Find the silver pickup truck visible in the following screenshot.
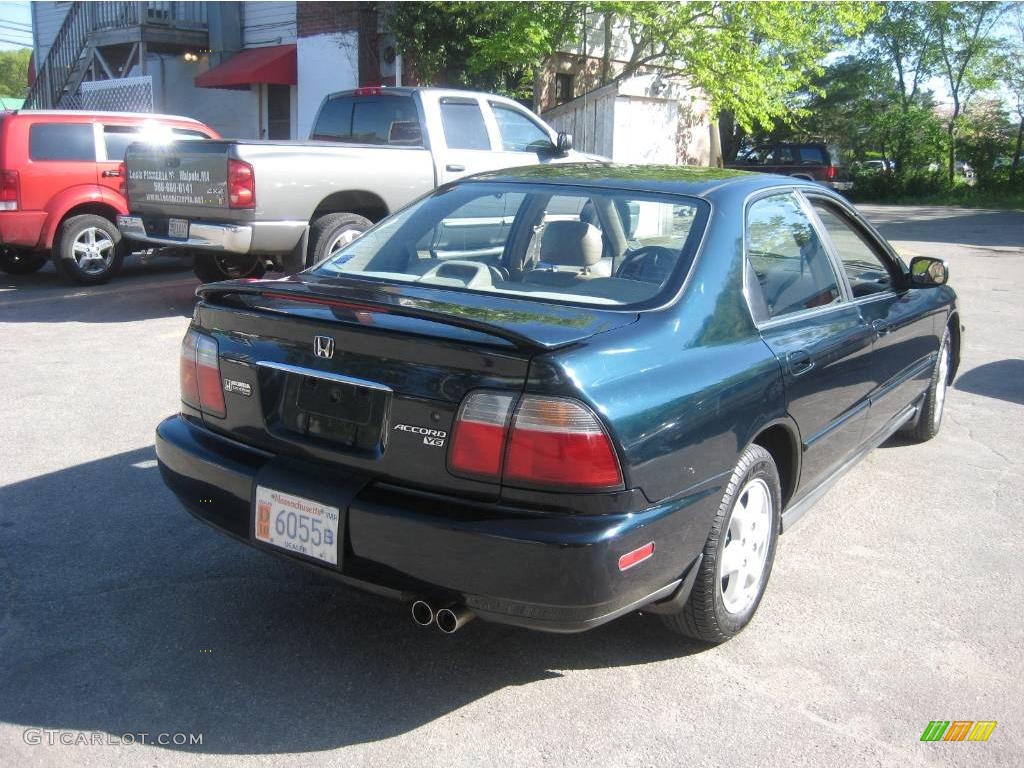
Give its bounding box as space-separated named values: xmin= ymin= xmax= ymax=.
xmin=118 ymin=86 xmax=586 ymax=282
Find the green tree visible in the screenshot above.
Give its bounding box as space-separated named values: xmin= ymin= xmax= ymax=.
xmin=0 ymin=48 xmax=31 ymax=99
xmin=1004 ymin=5 xmax=1024 ymax=180
xmin=930 ymin=1 xmax=1006 ymax=183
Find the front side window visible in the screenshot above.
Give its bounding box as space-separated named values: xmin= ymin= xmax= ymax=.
xmin=29 ymin=123 xmax=95 ymax=162
xmin=746 ymin=193 xmax=841 ymax=319
xmin=811 ymin=200 xmax=894 ymax=297
xmin=491 ymin=104 xmax=552 ymax=152
xmin=440 ymin=99 xmax=491 ymax=151
xmin=312 ymin=183 xmax=708 ymax=308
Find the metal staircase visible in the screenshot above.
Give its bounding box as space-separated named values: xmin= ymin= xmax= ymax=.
xmin=25 ymin=2 xmax=208 ymax=110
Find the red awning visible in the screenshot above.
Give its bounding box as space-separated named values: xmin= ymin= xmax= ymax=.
xmin=195 ymin=44 xmax=296 ymax=89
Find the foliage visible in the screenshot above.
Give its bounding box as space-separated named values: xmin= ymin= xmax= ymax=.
xmin=0 ymin=48 xmax=31 ymax=99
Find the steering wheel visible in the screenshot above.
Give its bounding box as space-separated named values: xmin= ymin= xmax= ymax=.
xmin=615 ymin=245 xmax=678 ymax=283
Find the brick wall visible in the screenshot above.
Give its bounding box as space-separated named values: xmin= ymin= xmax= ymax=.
xmin=297 ymin=1 xmax=380 ymax=85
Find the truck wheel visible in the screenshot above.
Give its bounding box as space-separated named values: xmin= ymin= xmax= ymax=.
xmin=192 ymin=252 xmax=266 ymax=283
xmin=307 ymin=212 xmax=373 ymax=266
xmin=661 ymin=444 xmax=781 ymax=644
xmin=0 ymin=249 xmax=47 ymax=275
xmin=52 ymin=215 xmax=126 ymax=286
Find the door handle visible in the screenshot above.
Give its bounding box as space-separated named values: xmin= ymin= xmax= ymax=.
xmin=445 ymin=164 xmax=465 ymax=172
xmin=871 ymin=319 xmax=890 ymax=336
xmin=788 ymin=350 xmax=814 ymax=376
xmin=101 ymin=169 xmax=121 ymax=177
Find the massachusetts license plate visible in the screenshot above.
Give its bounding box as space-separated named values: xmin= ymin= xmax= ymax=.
xmin=254 ymin=486 xmax=340 ymax=565
xmin=168 ymin=217 xmax=189 ymax=239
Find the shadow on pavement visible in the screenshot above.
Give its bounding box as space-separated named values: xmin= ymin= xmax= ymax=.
xmin=859 ymin=206 xmax=1024 ymax=250
xmin=0 ymin=448 xmax=704 ymax=754
xmin=954 ymin=360 xmax=1024 ymax=406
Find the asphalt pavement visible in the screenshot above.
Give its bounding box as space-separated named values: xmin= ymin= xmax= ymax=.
xmin=1 ymin=206 xmax=1022 ymax=767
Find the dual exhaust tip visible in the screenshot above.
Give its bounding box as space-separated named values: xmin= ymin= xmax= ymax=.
xmin=411 ymin=600 xmax=474 ymax=634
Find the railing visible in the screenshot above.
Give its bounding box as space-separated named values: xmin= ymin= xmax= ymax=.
xmin=25 ymin=2 xmax=208 ymax=108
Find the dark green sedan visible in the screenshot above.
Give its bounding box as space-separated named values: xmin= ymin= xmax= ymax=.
xmin=156 ymin=164 xmax=961 ymax=643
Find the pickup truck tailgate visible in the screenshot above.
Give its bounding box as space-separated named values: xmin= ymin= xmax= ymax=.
xmin=125 ymin=141 xmax=231 ymax=216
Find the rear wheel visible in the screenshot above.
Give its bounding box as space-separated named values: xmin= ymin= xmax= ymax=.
xmin=192 ymin=252 xmax=266 ymax=283
xmin=306 ymin=212 xmax=373 ymax=267
xmin=0 ymin=249 xmax=47 ymax=275
xmin=901 ymin=326 xmax=951 ymax=442
xmin=52 ymin=214 xmax=126 ymax=285
xmin=662 ymin=444 xmax=781 ymax=643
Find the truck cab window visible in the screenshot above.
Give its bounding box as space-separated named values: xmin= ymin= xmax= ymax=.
xmin=490 ymin=104 xmax=552 ymax=153
xmin=440 ymin=99 xmax=491 ymax=151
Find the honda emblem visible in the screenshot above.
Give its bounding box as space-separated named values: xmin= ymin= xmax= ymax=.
xmin=313 ymin=335 xmax=335 ymax=359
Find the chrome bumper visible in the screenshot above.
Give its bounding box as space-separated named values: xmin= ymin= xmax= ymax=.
xmin=827 ymin=181 xmax=854 ymax=191
xmin=117 ymin=215 xmax=253 ymax=254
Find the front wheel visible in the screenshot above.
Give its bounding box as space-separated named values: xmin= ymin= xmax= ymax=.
xmin=192 ymin=252 xmax=266 ymax=283
xmin=0 ymin=249 xmax=47 ymax=275
xmin=52 ymin=214 xmax=126 ymax=285
xmin=900 ymin=326 xmax=951 ymax=442
xmin=662 ymin=443 xmax=781 ymax=643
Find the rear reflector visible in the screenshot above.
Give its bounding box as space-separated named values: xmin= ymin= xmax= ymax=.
xmin=180 ymin=329 xmax=225 ymax=418
xmin=504 ymin=396 xmax=622 ymax=490
xmin=618 ymin=542 xmax=655 ymax=571
xmin=449 ymin=392 xmax=515 ymax=479
xmin=0 ymin=170 xmax=19 ymax=211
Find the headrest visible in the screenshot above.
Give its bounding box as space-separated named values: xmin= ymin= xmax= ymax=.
xmin=539 ymin=221 xmax=602 ymax=268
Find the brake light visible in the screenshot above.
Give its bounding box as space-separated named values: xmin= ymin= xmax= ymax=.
xmin=448 ymin=392 xmax=623 ymax=490
xmin=180 ymin=329 xmax=225 ymax=417
xmin=354 ymin=86 xmax=382 ymax=96
xmin=449 ymin=392 xmax=515 ymax=478
xmin=228 ymin=159 xmax=255 ymax=208
xmin=0 ymin=170 xmax=18 ymax=211
xmin=826 ymin=165 xmax=837 ymax=181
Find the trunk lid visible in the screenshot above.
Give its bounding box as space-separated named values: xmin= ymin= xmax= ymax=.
xmin=193 ymin=276 xmax=637 ymax=499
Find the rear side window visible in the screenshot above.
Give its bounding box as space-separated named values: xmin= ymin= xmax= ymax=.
xmin=746 ymin=193 xmax=841 ymax=320
xmin=311 ymin=95 xmax=422 ymax=146
xmin=797 ymin=146 xmax=827 ymax=164
xmin=29 ymin=123 xmax=95 ymax=162
xmin=440 ymin=99 xmax=490 ymax=151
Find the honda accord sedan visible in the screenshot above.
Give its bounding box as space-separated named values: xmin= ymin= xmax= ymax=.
xmin=155 ymin=165 xmax=961 ymax=643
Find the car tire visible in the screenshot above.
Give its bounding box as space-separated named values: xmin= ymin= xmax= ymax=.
xmin=306 ymin=212 xmax=373 ymax=266
xmin=662 ymin=443 xmax=781 ymax=643
xmin=0 ymin=249 xmax=47 ymax=275
xmin=192 ymin=252 xmax=267 ymax=283
xmin=900 ymin=326 xmax=951 ymax=442
xmin=52 ymin=214 xmax=126 ymax=286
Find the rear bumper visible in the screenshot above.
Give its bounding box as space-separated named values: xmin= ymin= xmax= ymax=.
xmin=155 ymin=414 xmax=708 ymax=632
xmin=118 ymin=215 xmax=253 ymax=253
xmin=826 ymin=180 xmax=853 ymax=191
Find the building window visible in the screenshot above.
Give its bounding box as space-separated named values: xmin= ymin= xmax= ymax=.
xmin=554 ymin=73 xmax=574 ymax=105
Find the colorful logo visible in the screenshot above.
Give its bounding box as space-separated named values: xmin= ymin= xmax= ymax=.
xmin=920 ymin=721 xmax=997 ymax=742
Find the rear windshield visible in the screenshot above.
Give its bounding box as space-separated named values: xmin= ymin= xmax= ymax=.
xmin=312 ymin=183 xmax=708 ymax=308
xmin=311 ymin=94 xmax=423 ymax=146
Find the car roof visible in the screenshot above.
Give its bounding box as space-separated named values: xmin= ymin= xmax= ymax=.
xmin=10 ymin=110 xmax=206 ymax=124
xmin=459 ymin=163 xmax=823 ymax=199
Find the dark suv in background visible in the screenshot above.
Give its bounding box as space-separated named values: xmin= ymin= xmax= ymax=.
xmin=728 ymin=142 xmax=851 ymax=192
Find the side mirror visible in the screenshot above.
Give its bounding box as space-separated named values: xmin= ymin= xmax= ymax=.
xmin=556 ymin=132 xmax=573 ymax=155
xmin=909 ymin=256 xmax=949 ymax=287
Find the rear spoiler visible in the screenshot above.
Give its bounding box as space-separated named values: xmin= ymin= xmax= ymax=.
xmin=196 ymin=280 xmax=568 ymax=352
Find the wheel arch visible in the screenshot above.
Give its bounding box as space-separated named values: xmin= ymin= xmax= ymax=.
xmin=311 ymin=190 xmax=389 ymax=224
xmin=42 ymin=189 xmax=126 ymax=250
xmin=747 ymin=418 xmax=801 ymax=514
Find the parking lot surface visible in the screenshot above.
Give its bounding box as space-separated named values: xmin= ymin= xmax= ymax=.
xmin=1 ymin=205 xmax=1022 ymax=767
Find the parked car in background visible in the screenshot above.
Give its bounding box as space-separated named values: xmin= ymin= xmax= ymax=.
xmin=156 ymin=165 xmax=960 ymax=643
xmin=728 ymin=142 xmax=852 ymax=191
xmin=860 ymin=159 xmax=893 ymax=174
xmin=118 ymin=87 xmax=587 ymax=283
xmin=0 ymin=110 xmax=218 ymax=284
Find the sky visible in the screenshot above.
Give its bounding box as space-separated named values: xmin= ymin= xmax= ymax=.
xmin=0 ymin=0 xmax=32 ymax=52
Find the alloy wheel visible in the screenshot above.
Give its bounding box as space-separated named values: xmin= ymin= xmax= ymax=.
xmin=72 ymin=227 xmax=116 ymax=275
xmin=719 ymin=477 xmax=773 ymax=615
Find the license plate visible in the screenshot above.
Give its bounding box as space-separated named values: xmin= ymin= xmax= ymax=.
xmin=168 ymin=217 xmax=189 ymax=239
xmin=254 ymin=486 xmax=340 ymax=565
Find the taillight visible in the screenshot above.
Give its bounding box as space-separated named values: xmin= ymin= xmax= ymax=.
xmin=180 ymin=329 xmax=226 ymax=417
xmin=228 ymin=159 xmax=255 ymax=209
xmin=448 ymin=392 xmax=623 ymax=490
xmin=826 ymin=165 xmax=837 ymax=181
xmin=449 ymin=392 xmax=515 ymax=479
xmin=0 ymin=170 xmax=18 ymax=211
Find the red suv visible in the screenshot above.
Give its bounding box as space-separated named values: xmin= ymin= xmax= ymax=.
xmin=727 ymin=142 xmax=852 ymax=192
xmin=0 ymin=110 xmax=218 ymax=285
